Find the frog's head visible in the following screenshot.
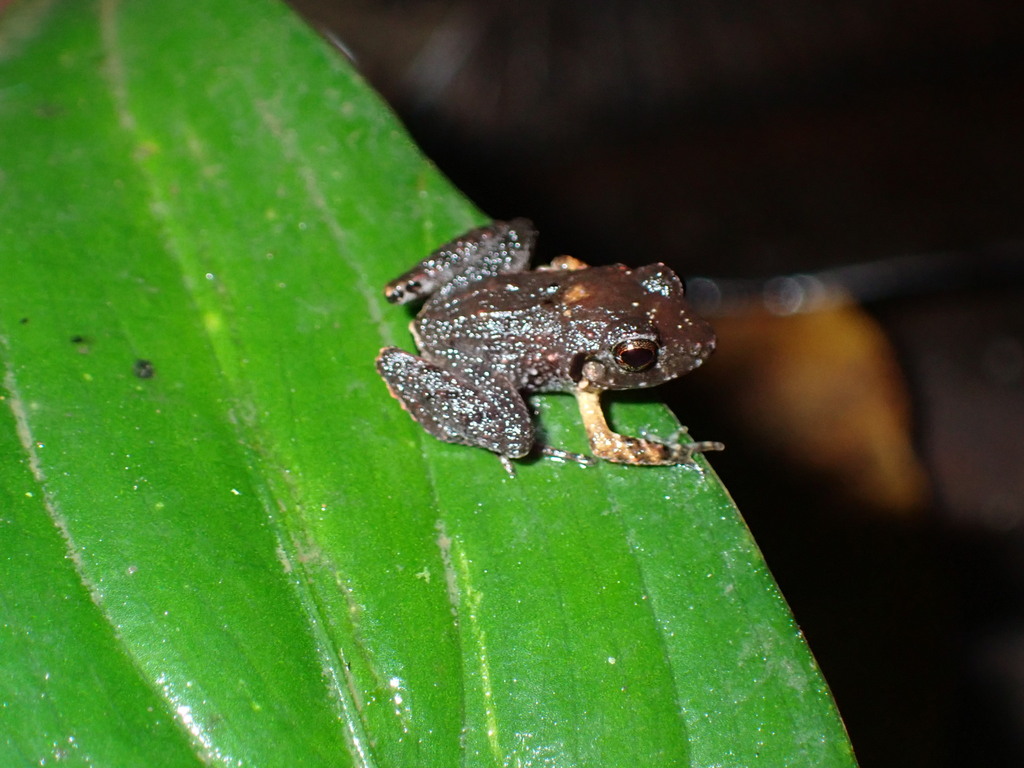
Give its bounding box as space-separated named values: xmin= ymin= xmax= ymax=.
xmin=568 ymin=263 xmax=715 ymax=391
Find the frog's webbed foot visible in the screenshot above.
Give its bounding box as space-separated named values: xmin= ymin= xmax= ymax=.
xmin=538 ymin=445 xmax=595 ymax=466
xmin=377 ymin=347 xmax=535 ymax=459
xmin=496 ymin=443 xmax=593 ymax=477
xmin=495 ymin=444 xmax=592 ymax=478
xmin=574 ymin=385 xmax=724 ymax=466
xmin=384 ymin=219 xmax=536 ymax=304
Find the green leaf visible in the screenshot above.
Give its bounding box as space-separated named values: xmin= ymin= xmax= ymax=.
xmin=0 ymin=0 xmax=857 ymax=766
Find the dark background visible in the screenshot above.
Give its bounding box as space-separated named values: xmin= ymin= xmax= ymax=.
xmin=292 ymin=1 xmax=1024 ymax=764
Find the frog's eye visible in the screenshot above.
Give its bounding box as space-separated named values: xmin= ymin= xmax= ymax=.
xmin=612 ymin=338 xmax=659 ymax=372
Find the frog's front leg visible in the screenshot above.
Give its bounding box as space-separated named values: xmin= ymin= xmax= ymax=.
xmin=376 ymin=347 xmax=536 ymax=460
xmin=574 ymin=383 xmax=724 ymax=466
xmin=384 ymin=219 xmax=536 ymax=305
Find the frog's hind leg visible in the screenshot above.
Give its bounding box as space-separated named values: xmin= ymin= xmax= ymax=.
xmin=573 ymin=386 xmax=724 ymax=465
xmin=376 ymin=347 xmax=535 ymax=460
xmin=384 ymin=219 xmax=536 ymax=304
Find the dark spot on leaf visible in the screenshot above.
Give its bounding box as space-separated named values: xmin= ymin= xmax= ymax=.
xmin=133 ymin=359 xmax=155 ymax=379
xmin=71 ymin=335 xmax=90 ymax=354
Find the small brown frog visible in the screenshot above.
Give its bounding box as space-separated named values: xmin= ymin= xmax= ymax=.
xmin=376 ymin=219 xmax=722 ymax=469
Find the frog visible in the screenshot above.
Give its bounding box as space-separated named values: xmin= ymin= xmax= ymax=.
xmin=375 ymin=218 xmax=723 ymax=470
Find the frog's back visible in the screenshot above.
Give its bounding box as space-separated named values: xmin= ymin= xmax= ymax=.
xmin=413 ymin=270 xmax=578 ymax=391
